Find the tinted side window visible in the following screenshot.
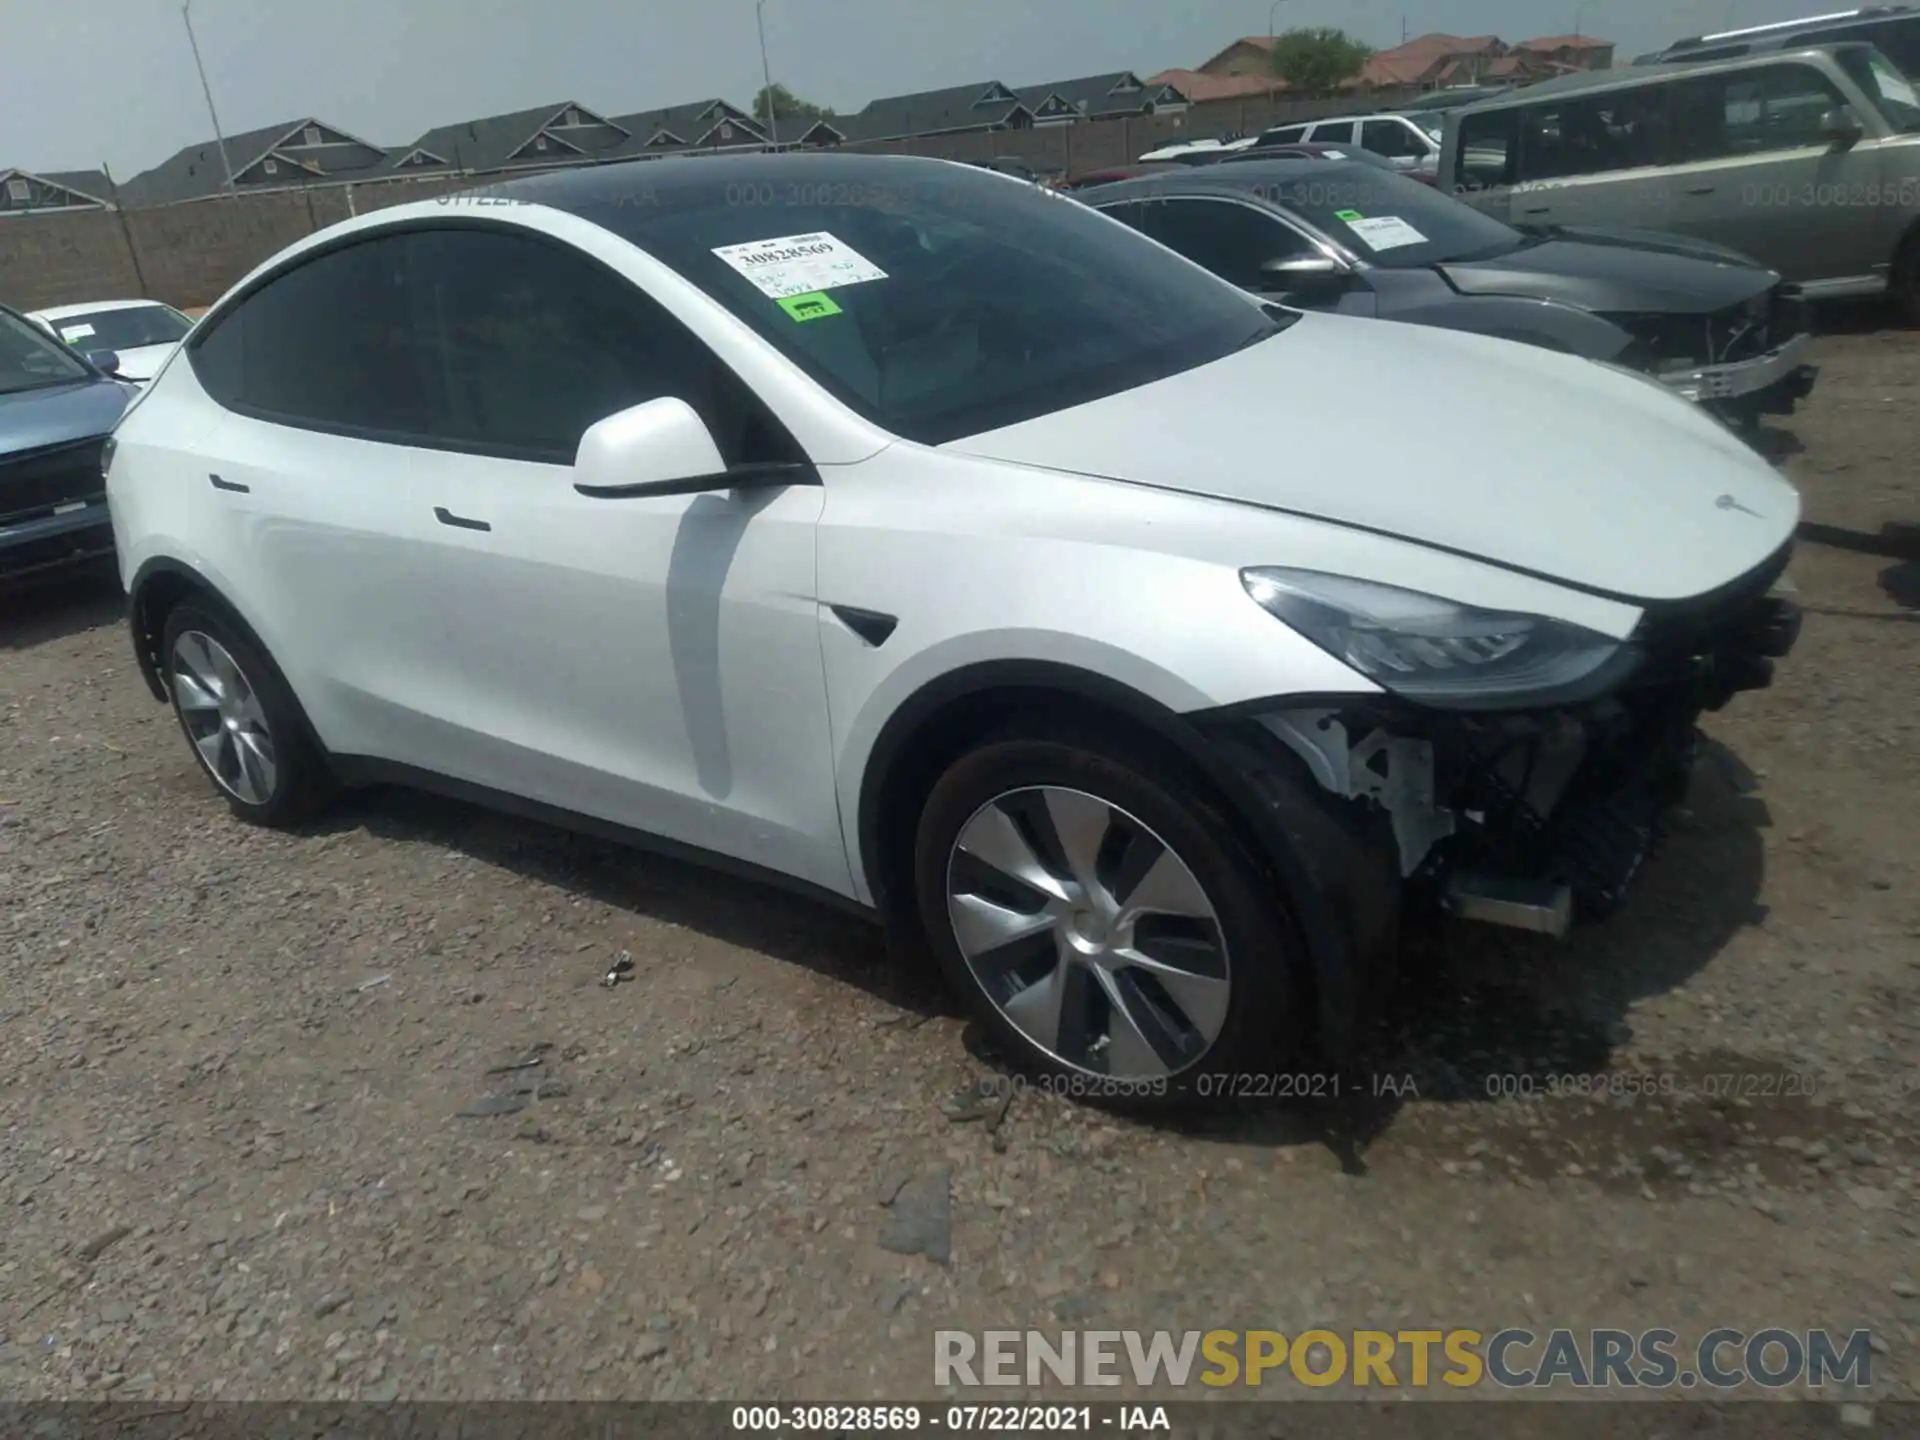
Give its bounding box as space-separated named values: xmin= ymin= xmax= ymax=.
xmin=1514 ymin=88 xmax=1673 ymax=181
xmin=1362 ymin=119 xmax=1429 ymax=159
xmin=1670 ymin=63 xmax=1847 ymax=162
xmin=409 ymin=228 xmax=794 ymax=466
xmin=1259 ymin=125 xmax=1311 ymax=145
xmin=189 ymin=236 xmax=434 ymax=437
xmin=1805 ymin=22 xmax=1920 ymax=74
xmin=1309 ymin=120 xmax=1358 ymax=144
xmin=1456 ymin=109 xmax=1519 ymax=188
xmin=1108 ymin=198 xmax=1312 ymax=289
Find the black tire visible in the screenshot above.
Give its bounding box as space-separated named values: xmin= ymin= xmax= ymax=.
xmin=1893 ymin=228 xmax=1920 ymax=327
xmin=160 ymin=601 xmax=332 ymax=826
xmin=911 ymin=727 xmax=1313 ymax=1113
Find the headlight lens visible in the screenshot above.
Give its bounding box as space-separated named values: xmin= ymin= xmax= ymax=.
xmin=1241 ymin=567 xmax=1634 ymax=708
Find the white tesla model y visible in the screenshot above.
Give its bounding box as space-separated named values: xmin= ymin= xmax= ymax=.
xmin=105 ymin=154 xmax=1802 ymax=1109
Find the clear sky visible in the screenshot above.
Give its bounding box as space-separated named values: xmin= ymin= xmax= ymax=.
xmin=6 ymin=0 xmax=1843 ymax=180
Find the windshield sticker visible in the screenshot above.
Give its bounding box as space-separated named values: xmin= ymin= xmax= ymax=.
xmin=1346 ymin=215 xmax=1428 ymax=251
xmin=1334 ymin=209 xmax=1364 ymax=222
xmin=59 ymin=323 xmax=96 ymax=342
xmin=777 ymin=291 xmax=843 ymax=322
xmin=711 ymin=232 xmax=888 ymax=299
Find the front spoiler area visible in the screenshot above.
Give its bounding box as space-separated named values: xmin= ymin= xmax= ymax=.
xmin=1659 ymin=332 xmax=1818 ymax=408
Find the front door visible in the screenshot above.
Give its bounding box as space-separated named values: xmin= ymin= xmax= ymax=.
xmin=177 ymin=234 xmax=447 ymax=760
xmin=1663 ymin=61 xmax=1892 ymax=285
xmin=388 ymin=226 xmax=847 ymax=891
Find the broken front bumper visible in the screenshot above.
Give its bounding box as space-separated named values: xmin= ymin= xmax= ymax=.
xmin=1658 ymin=332 xmax=1818 ymax=409
xmin=1223 ymin=543 xmax=1803 ymax=936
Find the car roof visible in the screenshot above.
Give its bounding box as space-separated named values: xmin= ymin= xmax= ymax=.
xmin=30 ymin=299 xmax=172 ymax=320
xmin=479 ymin=151 xmax=1050 ymax=230
xmin=1453 ymin=42 xmax=1871 ymax=110
xmin=1656 ymin=4 xmax=1915 ymax=53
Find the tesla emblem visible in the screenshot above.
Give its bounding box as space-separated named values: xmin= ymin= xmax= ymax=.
xmin=1716 ymin=494 xmax=1762 ymax=516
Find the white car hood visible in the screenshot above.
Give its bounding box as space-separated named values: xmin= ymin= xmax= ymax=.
xmin=943 ymin=311 xmax=1800 ymax=603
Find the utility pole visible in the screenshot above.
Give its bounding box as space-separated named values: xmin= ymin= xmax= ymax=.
xmin=181 ymin=0 xmax=236 ymax=195
xmin=756 ymin=0 xmax=780 ymax=148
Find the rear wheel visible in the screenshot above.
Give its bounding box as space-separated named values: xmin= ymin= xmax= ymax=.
xmin=911 ymin=730 xmax=1309 ymax=1111
xmin=161 ymin=602 xmax=332 ymax=826
xmin=1893 ymin=228 xmax=1920 ymax=327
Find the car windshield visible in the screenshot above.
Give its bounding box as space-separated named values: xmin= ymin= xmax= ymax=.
xmin=1259 ymin=162 xmax=1525 ymax=266
xmin=0 ymin=307 xmax=93 ymax=394
xmin=578 ymin=162 xmax=1284 ymax=444
xmin=1835 ymin=46 xmax=1920 ymax=132
xmin=46 ymin=304 xmax=193 ymax=351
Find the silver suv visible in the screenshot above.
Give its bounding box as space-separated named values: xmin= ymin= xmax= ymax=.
xmin=1438 ymin=43 xmax=1920 ymax=318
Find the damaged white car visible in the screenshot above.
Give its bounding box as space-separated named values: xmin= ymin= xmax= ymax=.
xmin=106 ymin=153 xmax=1802 ymax=1110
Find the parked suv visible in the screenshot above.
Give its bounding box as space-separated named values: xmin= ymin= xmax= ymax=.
xmin=1636 ymin=5 xmax=1920 ymax=75
xmin=1439 ymin=44 xmax=1920 ymax=318
xmin=1253 ymin=111 xmax=1443 ymax=176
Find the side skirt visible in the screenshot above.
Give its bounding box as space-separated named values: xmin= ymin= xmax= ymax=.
xmin=327 ymin=755 xmax=880 ymax=924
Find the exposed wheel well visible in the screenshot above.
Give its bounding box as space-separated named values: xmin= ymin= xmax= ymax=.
xmin=858 ymin=670 xmax=1266 ymax=930
xmin=128 ymin=563 xmax=211 ymax=701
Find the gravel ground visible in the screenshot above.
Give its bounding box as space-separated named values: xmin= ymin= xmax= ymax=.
xmin=1 ymin=323 xmax=1917 ymax=1409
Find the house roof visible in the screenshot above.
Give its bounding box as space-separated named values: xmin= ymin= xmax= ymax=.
xmin=1194 ymin=35 xmax=1280 ymax=71
xmin=1513 ymin=35 xmax=1614 ymax=52
xmin=603 ymin=98 xmax=764 ymax=158
xmin=118 ymin=117 xmax=386 ymax=204
xmin=1357 ymin=33 xmax=1504 ymax=87
xmin=1013 ymin=71 xmax=1184 ymax=119
xmin=820 ymin=81 xmax=1030 ymax=142
xmin=368 ymin=101 xmax=626 ymax=179
xmin=1142 ymin=68 xmax=1286 ymax=103
xmin=36 ymin=169 xmax=112 ymax=202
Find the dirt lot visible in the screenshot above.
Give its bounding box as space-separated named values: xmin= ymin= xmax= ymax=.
xmin=1 ymin=324 xmax=1917 ymax=1411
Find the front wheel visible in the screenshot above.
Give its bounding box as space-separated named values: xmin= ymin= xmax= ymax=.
xmin=1893 ymin=229 xmax=1920 ymax=327
xmin=911 ymin=731 xmax=1310 ymax=1111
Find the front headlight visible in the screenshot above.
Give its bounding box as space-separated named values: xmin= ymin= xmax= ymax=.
xmin=1241 ymin=567 xmax=1636 ymax=708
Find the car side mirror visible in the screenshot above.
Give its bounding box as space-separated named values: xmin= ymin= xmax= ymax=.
xmin=572 ymin=396 xmax=812 ymax=501
xmin=1258 ymin=254 xmax=1351 ymax=293
xmin=84 ymin=349 xmax=122 ymax=375
xmin=1819 ymin=106 xmax=1864 ymax=145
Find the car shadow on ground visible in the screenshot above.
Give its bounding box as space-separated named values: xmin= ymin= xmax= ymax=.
xmin=0 ymin=567 xmax=122 ymax=650
xmin=322 ymin=733 xmax=1766 ymax=1173
xmin=1796 ymin=518 xmax=1920 ymax=616
xmin=313 ymin=785 xmax=943 ymax=1019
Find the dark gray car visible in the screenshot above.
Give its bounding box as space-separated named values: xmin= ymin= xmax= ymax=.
xmin=1 ymin=304 xmax=134 ymax=584
xmin=1080 ymin=159 xmax=1819 ymax=424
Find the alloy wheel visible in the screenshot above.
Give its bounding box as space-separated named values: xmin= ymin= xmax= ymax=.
xmin=945 ymin=785 xmax=1231 ymax=1080
xmin=170 ymin=629 xmax=278 ymax=806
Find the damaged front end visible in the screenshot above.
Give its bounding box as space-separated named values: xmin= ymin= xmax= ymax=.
xmin=1229 ymin=545 xmax=1801 ymax=938
xmin=1609 ymin=283 xmax=1819 ymax=423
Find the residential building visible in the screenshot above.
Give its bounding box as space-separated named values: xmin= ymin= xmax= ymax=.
xmin=0 ymin=168 xmax=112 ymax=216
xmin=117 ymin=119 xmax=386 ymax=206
xmin=1015 ymin=71 xmax=1190 ymax=124
xmin=368 ymin=102 xmax=629 ymax=182
xmin=1511 ymin=35 xmax=1616 ymax=71
xmin=794 ymin=81 xmax=1032 ymax=146
xmin=603 ymin=99 xmax=766 ymax=159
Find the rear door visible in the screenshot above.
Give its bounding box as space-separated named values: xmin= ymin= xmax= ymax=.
xmin=1503 ymin=83 xmax=1680 ymax=232
xmin=182 ymin=234 xmax=440 ymax=760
